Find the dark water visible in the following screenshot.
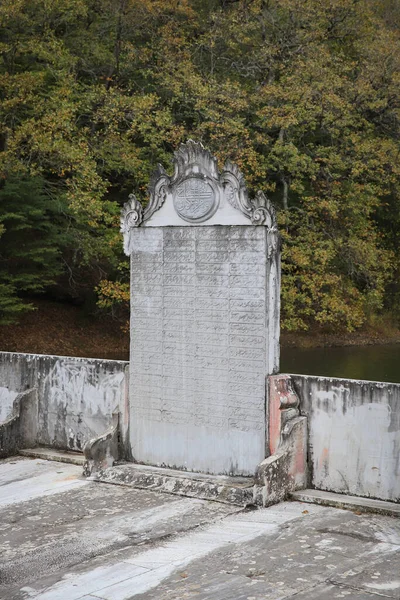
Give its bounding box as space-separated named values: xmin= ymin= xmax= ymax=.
xmin=281 ymin=343 xmax=400 ymax=383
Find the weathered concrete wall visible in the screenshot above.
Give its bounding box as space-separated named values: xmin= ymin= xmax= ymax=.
xmin=291 ymin=374 xmax=400 ymax=502
xmin=0 ymin=352 xmax=129 ymax=453
xmin=0 ymin=388 xmax=38 ymax=458
xmin=129 ymin=225 xmax=279 ymax=475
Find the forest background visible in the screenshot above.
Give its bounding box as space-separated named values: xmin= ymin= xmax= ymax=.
xmin=1 ymin=0 xmax=400 ymax=347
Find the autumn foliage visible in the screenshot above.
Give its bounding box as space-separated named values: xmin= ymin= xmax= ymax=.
xmin=0 ymin=0 xmax=399 ymax=331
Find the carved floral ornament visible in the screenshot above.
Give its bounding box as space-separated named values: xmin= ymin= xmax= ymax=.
xmin=120 ymin=140 xmax=278 ymax=239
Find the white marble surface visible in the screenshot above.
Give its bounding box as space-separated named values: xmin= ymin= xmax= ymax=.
xmin=129 ymin=226 xmax=275 ymax=475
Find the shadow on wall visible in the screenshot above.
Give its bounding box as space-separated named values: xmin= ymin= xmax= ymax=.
xmin=0 ymin=388 xmax=38 ymax=458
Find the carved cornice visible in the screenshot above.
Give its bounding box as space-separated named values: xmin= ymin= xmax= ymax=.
xmin=121 ymin=140 xmax=277 ymax=244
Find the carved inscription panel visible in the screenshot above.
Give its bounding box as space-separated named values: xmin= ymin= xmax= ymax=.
xmin=129 ymin=226 xmax=268 ymax=475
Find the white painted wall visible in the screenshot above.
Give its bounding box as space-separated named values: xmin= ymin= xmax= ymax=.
xmin=292 ymin=375 xmax=400 ymax=502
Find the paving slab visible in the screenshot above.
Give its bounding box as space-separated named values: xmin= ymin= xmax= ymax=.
xmin=0 ymin=456 xmax=88 ymax=508
xmin=19 ymin=447 xmax=85 ymax=465
xmin=0 ymin=457 xmax=238 ymax=599
xmin=132 ymin=505 xmax=400 ymax=600
xmin=1 ymin=458 xmax=400 ymax=600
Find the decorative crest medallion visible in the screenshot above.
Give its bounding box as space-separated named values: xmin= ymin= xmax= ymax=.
xmin=174 ymin=177 xmax=216 ymax=223
xmin=121 ymin=141 xmax=278 ymax=251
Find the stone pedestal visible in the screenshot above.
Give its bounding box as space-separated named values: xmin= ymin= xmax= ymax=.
xmin=122 ymin=141 xmax=280 ymax=476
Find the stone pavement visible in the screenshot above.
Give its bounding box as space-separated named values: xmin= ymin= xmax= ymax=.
xmin=1 ymin=458 xmax=399 ymax=600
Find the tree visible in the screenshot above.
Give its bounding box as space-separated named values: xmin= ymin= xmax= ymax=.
xmin=0 ymin=177 xmax=69 ymax=322
xmin=0 ymin=0 xmax=399 ymax=331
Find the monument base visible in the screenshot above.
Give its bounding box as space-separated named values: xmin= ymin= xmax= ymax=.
xmin=83 ymin=375 xmax=308 ymax=506
xmin=86 ymin=461 xmax=263 ymax=507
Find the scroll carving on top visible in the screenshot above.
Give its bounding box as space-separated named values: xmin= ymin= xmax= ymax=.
xmin=121 ymin=140 xmax=277 ymax=245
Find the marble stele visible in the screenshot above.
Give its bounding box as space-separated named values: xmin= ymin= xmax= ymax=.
xmin=121 ymin=141 xmax=280 ymax=476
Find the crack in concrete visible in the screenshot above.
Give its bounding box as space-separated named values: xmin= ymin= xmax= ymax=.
xmin=327 ymin=579 xmax=395 ymax=598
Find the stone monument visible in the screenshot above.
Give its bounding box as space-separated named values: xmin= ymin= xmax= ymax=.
xmin=121 ymin=141 xmax=280 ymax=476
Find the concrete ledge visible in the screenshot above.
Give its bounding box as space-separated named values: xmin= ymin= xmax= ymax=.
xmin=19 ymin=447 xmax=85 ymax=466
xmin=291 ymin=489 xmax=400 ymax=517
xmin=88 ymin=462 xmax=264 ymax=506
